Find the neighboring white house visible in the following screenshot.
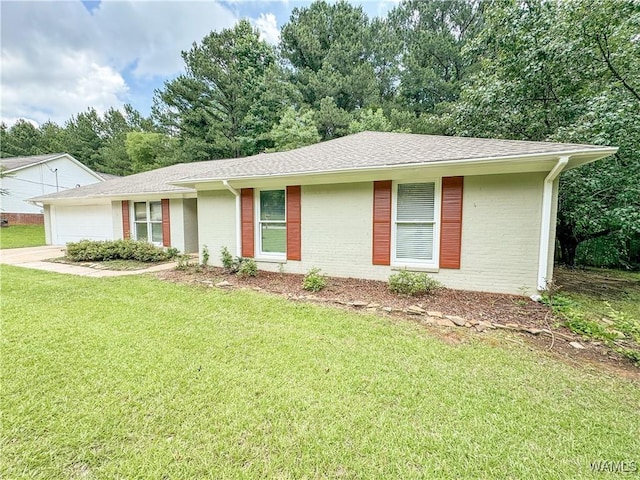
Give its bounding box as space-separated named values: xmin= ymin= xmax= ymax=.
xmin=0 ymin=153 xmax=107 ymax=225
xmin=31 ymin=132 xmax=617 ymax=294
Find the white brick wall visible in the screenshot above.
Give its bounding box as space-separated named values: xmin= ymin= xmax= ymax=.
xmin=183 ymin=198 xmax=199 ymax=253
xmin=196 ymin=173 xmax=547 ymax=295
xmin=436 ymin=173 xmax=544 ymax=294
xmin=197 ymin=190 xmax=237 ymax=264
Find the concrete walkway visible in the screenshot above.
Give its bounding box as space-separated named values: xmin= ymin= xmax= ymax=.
xmin=0 ymin=245 xmax=177 ymax=277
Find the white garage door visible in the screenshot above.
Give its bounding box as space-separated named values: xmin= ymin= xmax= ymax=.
xmin=52 ymin=204 xmax=113 ymax=245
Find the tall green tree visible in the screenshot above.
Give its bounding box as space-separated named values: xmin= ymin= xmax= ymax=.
xmin=280 ymin=0 xmax=380 ymax=116
xmin=388 ymin=0 xmax=484 ymax=117
xmin=0 ymin=120 xmax=43 ymax=157
xmin=153 ymin=20 xmax=287 ymax=161
xmin=268 ymin=107 xmax=320 ymax=152
xmin=453 ymin=0 xmax=640 ymax=266
xmin=313 ymin=97 xmax=352 ymax=140
xmin=62 ymin=108 xmax=106 ymax=171
xmin=125 ymin=131 xmax=177 ymax=172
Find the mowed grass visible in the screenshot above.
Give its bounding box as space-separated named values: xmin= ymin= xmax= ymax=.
xmin=0 ymin=224 xmax=45 ymax=249
xmin=2 ymin=266 xmax=639 ymax=479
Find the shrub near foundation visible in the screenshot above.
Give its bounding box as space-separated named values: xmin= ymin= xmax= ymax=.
xmin=303 ymin=267 xmax=327 ymax=292
xmin=65 ymin=239 xmax=178 ymax=263
xmin=389 ymin=270 xmax=442 ymax=296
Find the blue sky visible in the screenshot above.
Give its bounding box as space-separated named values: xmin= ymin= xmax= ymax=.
xmin=0 ymin=0 xmax=398 ymax=127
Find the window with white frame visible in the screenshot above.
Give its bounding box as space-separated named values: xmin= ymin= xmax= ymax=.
xmin=133 ymin=201 xmax=163 ymax=244
xmin=393 ymin=182 xmax=438 ymax=266
xmin=257 ymin=189 xmax=286 ymax=256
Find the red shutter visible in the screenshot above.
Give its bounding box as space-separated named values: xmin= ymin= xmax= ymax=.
xmin=241 ymin=188 xmax=255 ymax=257
xmin=122 ymin=200 xmax=130 ymax=239
xmin=161 ymin=199 xmax=171 ymax=247
xmin=440 ymin=176 xmax=463 ymax=269
xmin=286 ymin=185 xmax=302 ymax=261
xmin=372 ymin=180 xmax=392 ymax=265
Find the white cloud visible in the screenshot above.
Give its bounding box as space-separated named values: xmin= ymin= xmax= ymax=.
xmin=1 ymin=47 xmax=128 ymax=126
xmin=253 ymin=13 xmax=280 ymax=45
xmin=92 ymin=0 xmax=239 ymax=78
xmin=0 ymin=0 xmax=239 ymax=126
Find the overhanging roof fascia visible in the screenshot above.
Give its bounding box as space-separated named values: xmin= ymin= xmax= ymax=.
xmin=31 ymin=190 xmax=197 ymax=205
xmin=172 ymin=147 xmax=618 ymax=190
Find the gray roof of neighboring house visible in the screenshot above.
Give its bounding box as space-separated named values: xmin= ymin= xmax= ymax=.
xmin=96 ymin=172 xmax=121 ymax=181
xmin=0 ymin=153 xmax=70 ymax=172
xmin=31 ymin=132 xmax=615 ymax=202
xmin=30 ymin=161 xmax=205 ymax=201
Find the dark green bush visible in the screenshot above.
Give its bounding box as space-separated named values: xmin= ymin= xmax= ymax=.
xmin=65 ymin=239 xmax=178 ymax=263
xmin=388 ymin=270 xmax=442 ymax=296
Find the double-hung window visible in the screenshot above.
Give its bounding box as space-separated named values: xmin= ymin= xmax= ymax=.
xmin=393 ymin=182 xmax=439 ymax=267
xmin=133 ymin=201 xmax=162 ymax=244
xmin=257 ymin=189 xmax=286 ymax=257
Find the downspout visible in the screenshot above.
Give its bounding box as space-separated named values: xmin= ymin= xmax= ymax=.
xmin=222 ymin=180 xmax=242 ymax=257
xmin=537 ymin=156 xmax=569 ymax=291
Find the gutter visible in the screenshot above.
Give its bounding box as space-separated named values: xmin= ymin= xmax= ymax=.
xmin=537 ymin=156 xmax=569 ymax=291
xmin=223 ymin=180 xmax=242 ymax=257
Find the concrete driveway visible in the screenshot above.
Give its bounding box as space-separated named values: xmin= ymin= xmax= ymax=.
xmin=0 ymin=245 xmax=177 ymax=277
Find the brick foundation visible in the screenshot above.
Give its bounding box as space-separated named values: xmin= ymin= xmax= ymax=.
xmin=0 ymin=212 xmax=45 ymax=225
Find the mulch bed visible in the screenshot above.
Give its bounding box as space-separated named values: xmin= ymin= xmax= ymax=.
xmin=156 ymin=266 xmax=639 ymax=378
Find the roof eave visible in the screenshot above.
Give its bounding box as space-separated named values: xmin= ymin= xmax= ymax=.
xmin=31 ymin=189 xmax=197 ymax=204
xmin=170 ymin=147 xmax=618 ymax=189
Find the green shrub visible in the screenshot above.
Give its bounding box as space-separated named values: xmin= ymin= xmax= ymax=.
xmin=221 ymin=246 xmax=240 ymax=273
xmin=237 ymin=258 xmax=257 ymax=278
xmin=202 ymin=245 xmax=210 ymax=266
xmin=65 ymin=239 xmax=178 ymax=263
xmin=175 ymin=254 xmax=195 ymax=271
xmin=303 ymin=267 xmax=327 ymax=292
xmin=220 ymin=246 xmax=257 ymax=276
xmin=389 ymin=270 xmax=442 ymax=296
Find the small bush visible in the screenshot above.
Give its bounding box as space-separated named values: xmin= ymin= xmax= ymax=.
xmin=65 ymin=239 xmax=178 ymax=263
xmin=221 ymin=246 xmax=241 ymax=273
xmin=389 ymin=270 xmax=442 ymax=296
xmin=175 ymin=254 xmax=195 ymax=271
xmin=202 ymin=245 xmax=210 ymax=266
xmin=237 ymin=258 xmax=257 ymax=278
xmin=220 ymin=246 xmax=257 ymax=276
xmin=303 ymin=267 xmax=327 ymax=292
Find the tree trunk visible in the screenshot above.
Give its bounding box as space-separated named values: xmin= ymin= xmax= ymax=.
xmin=556 ymin=222 xmax=578 ymax=266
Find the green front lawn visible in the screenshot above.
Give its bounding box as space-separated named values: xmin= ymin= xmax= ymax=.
xmin=2 ymin=265 xmax=638 ymax=479
xmin=0 ymin=224 xmax=45 ymax=249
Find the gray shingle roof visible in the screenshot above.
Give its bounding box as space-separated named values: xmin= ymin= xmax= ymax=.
xmin=172 ymin=131 xmax=611 ymax=183
xmin=0 ymin=153 xmax=68 ymax=172
xmin=31 ymin=132 xmax=615 ymax=202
